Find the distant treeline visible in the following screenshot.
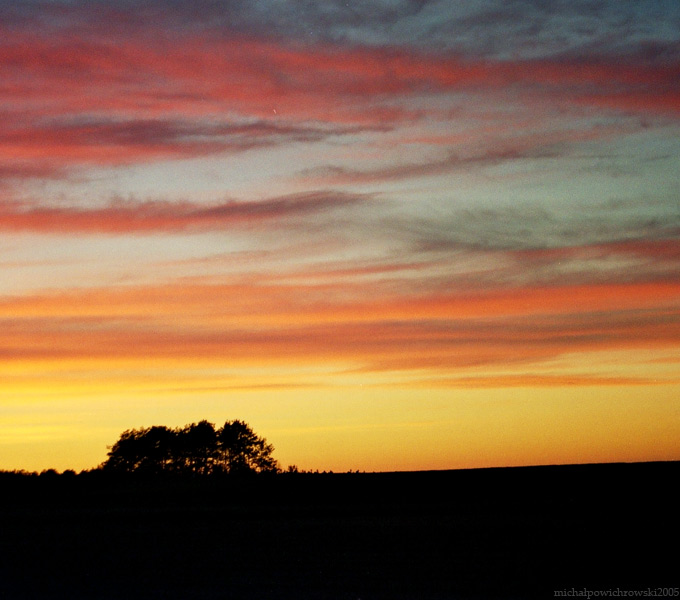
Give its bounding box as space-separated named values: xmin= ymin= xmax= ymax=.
xmin=2 ymin=419 xmax=352 ymax=478
xmin=2 ymin=461 xmax=678 ymax=511
xmin=0 ymin=465 xmax=343 ymax=479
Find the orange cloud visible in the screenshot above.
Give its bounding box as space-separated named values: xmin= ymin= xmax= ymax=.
xmin=2 ymin=277 xmax=678 ymax=379
xmin=404 ymin=374 xmax=679 ymax=389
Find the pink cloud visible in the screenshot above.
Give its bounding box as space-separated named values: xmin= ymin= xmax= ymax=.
xmin=0 ymin=24 xmax=677 ymax=195
xmin=2 ymin=29 xmax=677 ymax=127
xmin=0 ymin=191 xmax=369 ymax=234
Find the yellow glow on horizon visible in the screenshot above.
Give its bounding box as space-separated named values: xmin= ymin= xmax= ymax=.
xmin=2 ymin=380 xmax=678 ymax=473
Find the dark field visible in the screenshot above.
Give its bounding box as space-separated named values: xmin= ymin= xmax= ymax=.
xmin=1 ymin=462 xmax=677 ymax=599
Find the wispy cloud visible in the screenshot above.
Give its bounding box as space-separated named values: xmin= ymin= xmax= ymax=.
xmin=0 ymin=191 xmax=370 ymax=234
xmin=1 ymin=3 xmax=678 ymax=187
xmin=0 ymin=115 xmax=372 ymax=175
xmin=9 ymin=1 xmax=676 ymax=62
xmin=391 ymin=198 xmax=680 ymax=253
xmin=1 ymin=276 xmax=678 ymax=381
xmin=297 ymin=120 xmax=646 ymax=186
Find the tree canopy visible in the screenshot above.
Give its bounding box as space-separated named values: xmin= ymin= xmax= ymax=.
xmin=101 ymin=420 xmax=278 ymax=475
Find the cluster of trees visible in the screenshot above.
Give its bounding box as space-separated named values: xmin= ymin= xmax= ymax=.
xmin=101 ymin=420 xmax=279 ymax=476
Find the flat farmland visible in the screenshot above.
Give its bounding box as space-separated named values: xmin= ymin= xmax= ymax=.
xmin=1 ymin=463 xmax=676 ymax=599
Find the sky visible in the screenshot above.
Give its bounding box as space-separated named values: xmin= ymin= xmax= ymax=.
xmin=1 ymin=0 xmax=679 ymax=473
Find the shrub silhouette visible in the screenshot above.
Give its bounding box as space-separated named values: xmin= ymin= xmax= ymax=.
xmin=101 ymin=419 xmax=278 ymax=475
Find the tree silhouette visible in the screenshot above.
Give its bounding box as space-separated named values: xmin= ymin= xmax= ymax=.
xmin=176 ymin=420 xmax=219 ymax=476
xmin=218 ymin=420 xmax=278 ymax=474
xmin=102 ymin=420 xmax=278 ymax=475
xmin=102 ymin=425 xmax=176 ymax=475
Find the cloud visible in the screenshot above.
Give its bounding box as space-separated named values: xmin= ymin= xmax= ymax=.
xmin=0 ymin=162 xmax=67 ymax=183
xmin=0 ymin=0 xmax=678 ymax=385
xmin=0 ymin=116 xmax=358 ymax=168
xmin=1 ymin=276 xmax=678 ymax=380
xmin=13 ymin=0 xmax=673 ymax=64
xmin=392 ymin=198 xmax=680 ymax=254
xmin=297 ymin=120 xmax=640 ymax=186
xmin=2 ymin=12 xmax=678 ymax=115
xmin=0 ymin=191 xmax=371 ymax=234
xmin=0 ymin=3 xmax=678 ymax=192
xmin=406 ymin=373 xmax=678 ymax=389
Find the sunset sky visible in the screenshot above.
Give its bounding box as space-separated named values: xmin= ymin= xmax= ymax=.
xmin=1 ymin=0 xmax=679 ymax=473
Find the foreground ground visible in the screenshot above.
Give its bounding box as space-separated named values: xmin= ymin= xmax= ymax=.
xmin=0 ymin=462 xmax=677 ymax=599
